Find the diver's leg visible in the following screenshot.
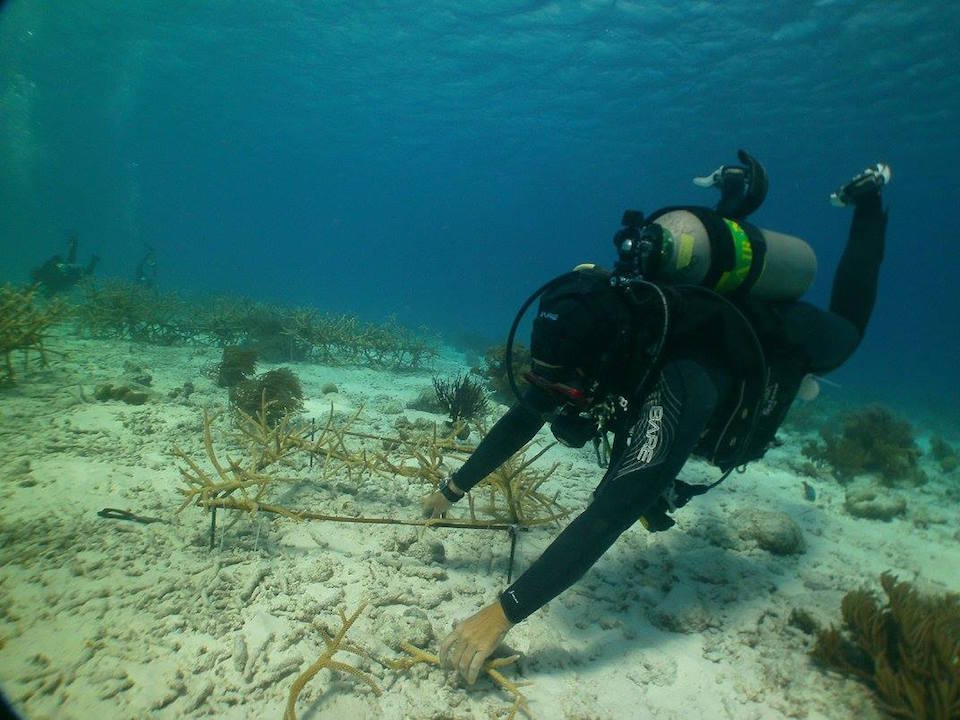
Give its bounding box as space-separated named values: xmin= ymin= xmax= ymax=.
xmin=828 ymin=171 xmax=889 ymax=337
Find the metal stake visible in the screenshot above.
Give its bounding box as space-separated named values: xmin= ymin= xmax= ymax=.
xmin=506 ymin=525 xmax=519 ymax=584
xmin=209 ymin=506 xmax=217 ymax=550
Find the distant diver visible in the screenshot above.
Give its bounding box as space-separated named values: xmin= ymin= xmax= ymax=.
xmin=30 ymin=232 xmax=100 ymax=295
xmin=422 ymin=151 xmax=892 ymax=684
xmin=134 ymin=246 xmax=157 ymax=287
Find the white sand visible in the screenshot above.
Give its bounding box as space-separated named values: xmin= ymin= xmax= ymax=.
xmin=1 ymin=332 xmax=957 ymax=720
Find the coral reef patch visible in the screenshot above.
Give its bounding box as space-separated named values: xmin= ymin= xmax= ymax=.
xmin=801 ymin=405 xmax=925 ymax=485
xmin=812 ymin=572 xmax=959 ymax=720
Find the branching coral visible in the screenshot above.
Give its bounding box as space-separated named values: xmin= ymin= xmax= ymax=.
xmin=371 ymin=420 xmax=472 ymax=486
xmin=278 ymin=310 xmax=436 ymax=369
xmin=0 ymin=284 xmax=65 ymax=383
xmin=198 ymin=295 xmax=261 ymax=347
xmin=172 ymin=410 xmax=302 ymax=519
xmin=283 ymin=606 xmax=535 ymax=720
xmin=75 ymin=280 xmax=196 ymax=344
xmin=175 ymin=403 xmax=381 ymax=519
xmin=173 ymin=413 xmax=554 ymax=717
xmin=234 ymin=399 xmax=372 ymax=482
xmin=372 ymin=419 xmax=567 ymax=529
xmin=71 ymin=282 xmax=436 ymax=369
xmin=174 ymin=402 xmax=565 ymax=532
xmin=467 ymin=436 xmax=568 ymax=528
xmin=801 ymin=405 xmax=925 ymax=485
xmin=391 ymin=642 xmax=533 ymax=719
xmin=812 ymin=572 xmax=960 ymax=719
xmin=284 ymin=604 xmax=381 ymax=720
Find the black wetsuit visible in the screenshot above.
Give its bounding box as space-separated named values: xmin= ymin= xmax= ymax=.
xmin=30 ymin=236 xmax=100 ymax=296
xmin=449 ymin=194 xmax=887 ymax=624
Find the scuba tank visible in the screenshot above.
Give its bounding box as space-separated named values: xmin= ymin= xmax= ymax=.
xmin=611 ymin=151 xmax=817 ymax=301
xmin=613 ymin=206 xmax=816 ymax=301
xmin=651 ymin=208 xmax=815 ymax=300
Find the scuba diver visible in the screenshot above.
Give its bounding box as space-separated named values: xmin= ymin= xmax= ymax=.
xmin=30 ymin=233 xmax=100 ymax=295
xmin=134 ymin=246 xmax=157 ymax=287
xmin=422 ymin=150 xmax=891 ymax=685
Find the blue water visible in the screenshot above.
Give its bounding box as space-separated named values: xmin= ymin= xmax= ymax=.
xmin=1 ymin=1 xmax=958 ymax=426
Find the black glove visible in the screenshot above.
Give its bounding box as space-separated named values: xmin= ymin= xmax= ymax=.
xmin=693 ymin=149 xmax=769 ymax=219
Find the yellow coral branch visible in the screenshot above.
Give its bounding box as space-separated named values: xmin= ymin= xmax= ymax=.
xmin=395 ymin=643 xmax=534 ymax=719
xmin=284 ymin=604 xmax=381 ymax=720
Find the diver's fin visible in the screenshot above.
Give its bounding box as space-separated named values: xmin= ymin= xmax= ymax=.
xmin=830 ymin=163 xmax=891 ymax=207
xmin=693 ymin=149 xmax=768 ymax=218
xmin=693 ymin=166 xmax=725 ymax=188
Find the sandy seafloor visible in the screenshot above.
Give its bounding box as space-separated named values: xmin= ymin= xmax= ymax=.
xmin=1 ymin=329 xmax=957 ymax=720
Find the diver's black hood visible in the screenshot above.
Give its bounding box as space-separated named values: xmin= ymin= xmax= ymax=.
xmin=530 ymin=267 xmax=633 ymax=382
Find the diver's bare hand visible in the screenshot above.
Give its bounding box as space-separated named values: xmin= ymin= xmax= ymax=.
xmin=421 ymin=491 xmax=452 ymax=519
xmin=438 ymin=601 xmax=514 ymax=685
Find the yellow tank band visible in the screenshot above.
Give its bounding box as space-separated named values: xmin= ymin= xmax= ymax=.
xmin=715 ymin=219 xmax=754 ymax=293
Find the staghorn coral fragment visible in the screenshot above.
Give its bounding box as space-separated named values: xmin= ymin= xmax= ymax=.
xmin=371 ymin=420 xmax=472 ymax=485
xmin=172 ymin=409 xmax=302 ymax=519
xmin=0 ymin=284 xmax=66 ymax=383
xmin=467 ymin=433 xmax=568 ymax=528
xmin=284 ymin=604 xmax=381 ymax=720
xmin=75 ymin=279 xmax=197 ymax=344
xmin=394 ymin=642 xmax=534 ymax=719
xmin=232 ymin=399 xmax=372 ymax=480
xmin=69 ymin=280 xmax=436 ymax=368
xmin=173 ymin=405 xmax=563 ymax=537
